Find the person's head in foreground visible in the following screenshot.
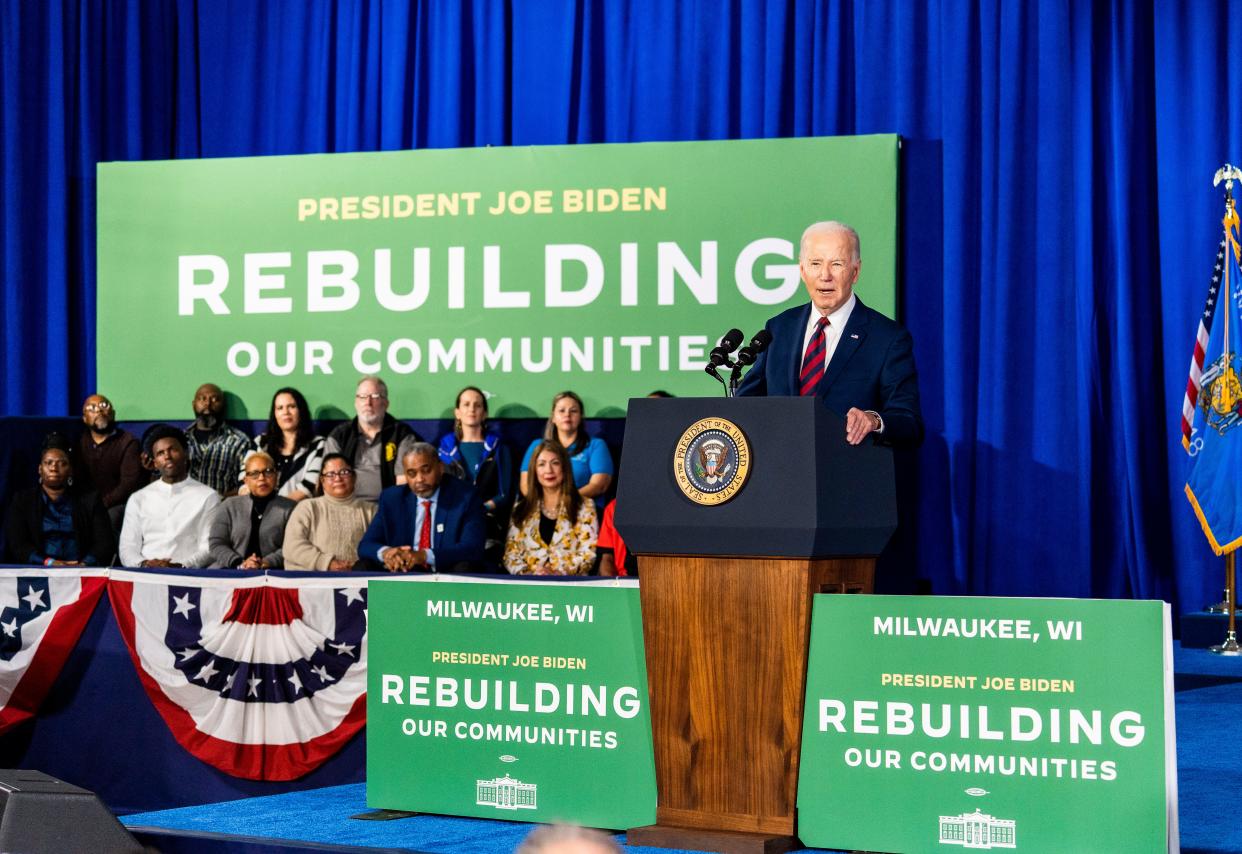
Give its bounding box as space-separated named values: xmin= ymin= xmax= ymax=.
xmin=515 ymin=823 xmax=622 ymax=854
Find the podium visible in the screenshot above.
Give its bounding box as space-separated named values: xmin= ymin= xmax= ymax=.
xmin=616 ymin=396 xmax=896 ymax=853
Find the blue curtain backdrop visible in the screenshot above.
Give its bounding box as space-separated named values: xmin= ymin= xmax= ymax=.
xmin=2 ymin=0 xmax=1241 ymax=610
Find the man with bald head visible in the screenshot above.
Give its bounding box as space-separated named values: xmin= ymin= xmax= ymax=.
xmin=77 ymin=393 xmax=146 ymax=531
xmin=184 ymin=383 xmax=251 ymax=495
xmin=737 ymin=220 xmax=923 ymax=447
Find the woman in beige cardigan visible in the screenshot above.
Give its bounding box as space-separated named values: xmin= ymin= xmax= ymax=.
xmin=503 ymin=441 xmax=597 ymax=575
xmin=282 ymin=454 xmax=377 ymax=571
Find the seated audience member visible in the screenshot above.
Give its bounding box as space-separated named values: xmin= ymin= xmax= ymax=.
xmin=360 ymin=443 xmax=487 ymax=573
xmin=519 ymin=391 xmax=613 ymax=504
xmin=208 ymin=452 xmax=296 ymax=569
xmin=185 ymin=383 xmax=251 ymax=496
xmin=282 ymin=454 xmax=377 ymax=571
xmin=76 ymin=393 xmax=145 ymax=531
xmin=325 ymin=376 xmax=422 ymax=503
xmin=119 ymin=426 xmax=221 ymax=568
xmin=3 ymin=434 xmax=114 ymax=566
xmin=504 ymin=440 xmax=597 ymax=576
xmin=437 ymin=386 xmax=512 ymax=565
xmin=596 ymin=499 xmax=635 ymax=577
xmin=243 ymin=387 xmax=324 ymax=501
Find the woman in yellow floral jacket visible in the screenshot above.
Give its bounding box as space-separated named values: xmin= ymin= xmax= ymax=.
xmin=503 ymin=440 xmax=597 ymax=575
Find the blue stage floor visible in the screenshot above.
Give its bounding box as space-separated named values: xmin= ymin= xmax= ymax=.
xmin=121 ymin=643 xmax=1240 ymax=854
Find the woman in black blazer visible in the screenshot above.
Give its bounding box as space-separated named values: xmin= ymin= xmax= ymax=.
xmin=4 ymin=439 xmax=114 ymax=566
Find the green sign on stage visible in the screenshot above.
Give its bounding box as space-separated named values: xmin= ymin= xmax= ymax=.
xmin=96 ymin=135 xmax=899 ymax=419
xmin=798 ymin=596 xmax=1177 ymax=853
xmin=367 ymin=578 xmax=656 ymax=828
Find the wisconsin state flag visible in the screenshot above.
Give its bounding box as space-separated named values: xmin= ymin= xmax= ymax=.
xmin=1186 ymin=221 xmax=1242 ymax=554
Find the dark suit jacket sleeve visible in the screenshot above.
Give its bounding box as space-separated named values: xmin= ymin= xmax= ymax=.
xmin=358 ymin=491 xmax=398 ymax=565
xmin=433 ymin=480 xmax=487 ymax=571
xmin=873 ymin=328 xmax=924 ymax=447
xmin=735 ymin=319 xmax=776 ymax=397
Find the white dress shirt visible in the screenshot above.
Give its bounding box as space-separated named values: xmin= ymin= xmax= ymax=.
xmin=119 ymin=477 xmax=221 ymax=567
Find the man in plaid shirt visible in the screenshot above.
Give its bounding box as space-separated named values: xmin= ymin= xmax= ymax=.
xmin=184 ymin=383 xmax=251 ymax=496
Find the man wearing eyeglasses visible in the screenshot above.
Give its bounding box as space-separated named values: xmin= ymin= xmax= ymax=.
xmin=77 ymin=393 xmax=146 ymax=532
xmin=324 ymin=376 xmax=423 ymax=502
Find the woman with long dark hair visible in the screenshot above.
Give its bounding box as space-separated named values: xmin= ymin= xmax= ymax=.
xmin=504 ymin=440 xmax=596 ymax=575
xmin=438 ymin=386 xmax=513 ymax=565
xmin=517 ymin=391 xmax=612 ymax=503
xmin=243 ymin=387 xmax=325 ymax=501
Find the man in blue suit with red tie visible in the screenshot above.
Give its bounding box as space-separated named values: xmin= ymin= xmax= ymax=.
xmin=737 ymin=220 xmax=924 ymax=448
xmin=359 ymin=442 xmax=487 ymax=572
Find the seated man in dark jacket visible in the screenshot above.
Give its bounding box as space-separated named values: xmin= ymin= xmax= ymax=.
xmin=359 ymin=443 xmax=486 ymax=573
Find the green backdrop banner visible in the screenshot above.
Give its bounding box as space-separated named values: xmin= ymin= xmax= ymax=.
xmin=798 ymin=595 xmax=1177 ymax=853
xmin=367 ymin=577 xmax=655 ymax=828
xmin=97 ymin=135 xmax=899 ymax=420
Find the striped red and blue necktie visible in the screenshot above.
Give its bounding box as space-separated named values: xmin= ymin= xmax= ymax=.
xmin=799 ymin=316 xmax=829 ymax=396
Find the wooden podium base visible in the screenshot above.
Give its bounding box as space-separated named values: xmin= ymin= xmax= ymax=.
xmin=631 ymin=553 xmax=874 ymax=850
xmin=627 ymin=823 xmax=799 ymax=853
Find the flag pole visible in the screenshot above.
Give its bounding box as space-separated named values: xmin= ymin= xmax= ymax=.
xmin=1210 ymin=163 xmax=1242 ymax=655
xmin=1210 ymin=552 xmax=1241 ymax=654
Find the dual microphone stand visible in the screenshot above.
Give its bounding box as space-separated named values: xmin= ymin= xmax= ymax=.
xmin=704 ymin=328 xmax=772 ymax=397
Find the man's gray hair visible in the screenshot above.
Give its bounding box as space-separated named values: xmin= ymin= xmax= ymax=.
xmin=406 ymin=441 xmax=438 ymax=461
xmin=356 ymin=375 xmax=389 ymax=398
xmin=515 ymin=823 xmax=622 ymax=854
xmin=799 ymin=220 xmax=861 ymax=262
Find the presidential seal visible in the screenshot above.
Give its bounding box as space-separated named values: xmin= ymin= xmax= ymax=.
xmin=673 ymin=418 xmax=752 ymax=506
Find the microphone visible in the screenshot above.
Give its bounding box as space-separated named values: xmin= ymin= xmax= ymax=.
xmin=728 ymin=329 xmax=773 ymax=394
xmin=733 ymin=329 xmax=773 ymax=367
xmin=706 ymin=328 xmax=745 ymax=368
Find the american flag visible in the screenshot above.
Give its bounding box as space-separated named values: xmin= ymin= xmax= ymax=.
xmin=1182 ymin=238 xmax=1231 ymax=451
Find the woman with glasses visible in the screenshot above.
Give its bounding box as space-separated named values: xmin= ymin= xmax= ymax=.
xmin=4 ymin=433 xmax=114 ymax=566
xmin=281 ymin=453 xmax=377 ymax=571
xmin=242 ymin=387 xmax=325 ymax=502
xmin=207 ymin=452 xmax=296 ymax=568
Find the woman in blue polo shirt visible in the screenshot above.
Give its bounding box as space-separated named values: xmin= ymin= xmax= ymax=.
xmin=518 ymin=391 xmax=612 ymax=505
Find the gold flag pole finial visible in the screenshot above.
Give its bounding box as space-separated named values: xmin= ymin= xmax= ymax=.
xmin=1215 ymin=164 xmax=1242 ymax=259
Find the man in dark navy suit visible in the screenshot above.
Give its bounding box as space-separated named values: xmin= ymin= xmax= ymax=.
xmin=359 ymin=443 xmax=487 ymax=572
xmin=737 ymin=220 xmax=923 ymax=448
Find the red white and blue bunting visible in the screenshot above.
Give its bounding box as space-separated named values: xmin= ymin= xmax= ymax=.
xmin=0 ymin=567 xmax=107 ymax=735
xmin=108 ymin=570 xmax=368 ymax=780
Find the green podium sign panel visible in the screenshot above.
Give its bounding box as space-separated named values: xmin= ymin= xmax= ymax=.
xmin=798 ymin=596 xmax=1177 ymax=853
xmin=367 ymin=577 xmax=656 ymax=829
